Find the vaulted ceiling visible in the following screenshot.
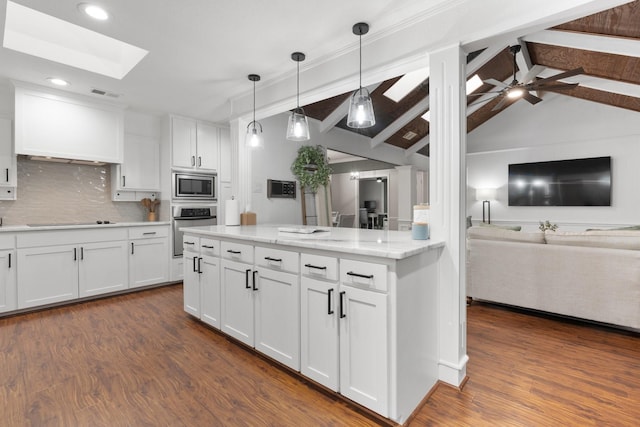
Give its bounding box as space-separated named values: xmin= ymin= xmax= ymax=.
xmin=303 ymin=0 xmax=640 ymax=157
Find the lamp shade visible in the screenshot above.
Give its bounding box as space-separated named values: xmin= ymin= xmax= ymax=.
xmin=347 ymin=87 xmax=375 ymax=128
xmin=245 ymin=121 xmax=263 ymax=149
xmin=286 ymin=107 xmax=310 ymax=141
xmin=476 ymin=188 xmax=497 ymax=201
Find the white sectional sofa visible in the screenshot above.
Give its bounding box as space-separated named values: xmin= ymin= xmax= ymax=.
xmin=467 ymin=226 xmax=640 ymax=330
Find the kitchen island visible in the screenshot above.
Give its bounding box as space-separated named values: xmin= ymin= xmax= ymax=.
xmin=181 ymin=224 xmax=444 ymax=424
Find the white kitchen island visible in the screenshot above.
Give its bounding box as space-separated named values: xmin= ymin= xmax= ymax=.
xmin=181 ymin=224 xmax=444 ymax=424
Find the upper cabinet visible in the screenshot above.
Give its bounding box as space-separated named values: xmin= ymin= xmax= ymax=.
xmin=171 ymin=116 xmax=219 ymax=171
xmin=14 ymin=83 xmax=124 ymax=164
xmin=111 ymin=133 xmax=160 ymax=201
xmin=0 ymin=117 xmax=17 ymax=200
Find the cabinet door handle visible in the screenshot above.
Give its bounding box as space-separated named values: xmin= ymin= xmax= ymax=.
xmin=80 ymin=247 xmax=84 ymax=261
xmin=193 ymin=256 xmax=198 ymax=272
xmin=304 ymin=263 xmax=327 ymax=270
xmin=191 ymin=156 xmax=196 ymax=166
xmin=264 ymin=256 xmax=282 ymax=262
xmin=198 ymin=156 xmax=202 ymax=167
xmin=122 ymin=176 xmax=126 ymax=187
xmin=252 ymin=270 xmax=258 ymax=291
xmin=327 ymin=288 xmax=334 ymax=315
xmin=245 ymin=269 xmax=251 ymax=289
xmin=346 ymin=271 xmax=374 ymax=279
xmin=5 ymin=168 xmax=8 ymax=182
xmin=73 ymin=248 xmax=77 ymax=261
xmin=8 ymin=252 xmax=11 ymax=269
xmin=143 ymin=232 xmax=156 ymax=235
xmin=198 ymin=257 xmax=203 ymax=274
xmin=131 ymin=242 xmax=135 ymax=255
xmin=339 ymin=291 xmax=346 ymax=318
xmin=202 ymin=245 xmax=214 ymax=249
xmin=227 ymin=249 xmax=241 ymax=254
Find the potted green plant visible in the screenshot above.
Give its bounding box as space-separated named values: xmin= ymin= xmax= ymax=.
xmin=291 ymin=145 xmax=331 ymax=192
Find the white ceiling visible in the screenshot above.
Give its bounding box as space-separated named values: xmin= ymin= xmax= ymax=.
xmin=0 ymin=0 xmax=630 ymax=124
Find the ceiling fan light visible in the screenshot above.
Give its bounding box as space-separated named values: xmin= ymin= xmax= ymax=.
xmin=347 ymin=87 xmax=376 ymax=128
xmin=507 ymin=87 xmax=525 ymax=99
xmin=286 ymin=107 xmax=310 ymax=141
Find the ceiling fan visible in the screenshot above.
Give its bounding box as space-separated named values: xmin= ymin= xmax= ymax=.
xmin=471 ymin=45 xmax=584 ymax=111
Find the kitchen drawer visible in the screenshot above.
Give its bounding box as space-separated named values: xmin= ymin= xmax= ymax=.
xmin=301 ymin=253 xmax=338 ymax=282
xmin=340 ymin=259 xmax=388 ymax=292
xmin=17 ymin=228 xmax=128 ymax=248
xmin=255 ymin=246 xmax=299 ymax=273
xmin=0 ymin=233 xmax=15 ymax=250
xmin=129 ymin=226 xmax=169 ymax=239
xmin=221 ymin=240 xmax=253 ymax=264
xmin=183 ymin=236 xmax=199 ymax=253
xmin=200 ymin=238 xmax=220 ymax=257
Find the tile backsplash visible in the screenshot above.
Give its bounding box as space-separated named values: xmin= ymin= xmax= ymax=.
xmin=0 ymin=158 xmax=150 ymax=225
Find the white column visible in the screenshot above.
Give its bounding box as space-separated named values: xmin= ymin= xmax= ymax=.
xmin=395 ymin=165 xmax=416 ymax=228
xmin=429 ymin=44 xmax=468 ymax=387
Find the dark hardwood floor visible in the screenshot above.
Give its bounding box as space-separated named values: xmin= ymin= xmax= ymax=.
xmin=1 ymin=284 xmax=638 ymax=426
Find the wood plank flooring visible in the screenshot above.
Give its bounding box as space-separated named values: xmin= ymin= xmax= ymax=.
xmin=1 ymin=284 xmax=638 ymax=426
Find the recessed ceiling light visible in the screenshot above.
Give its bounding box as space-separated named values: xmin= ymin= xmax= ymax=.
xmin=78 ymin=3 xmax=109 ymax=21
xmin=47 ymin=77 xmax=70 ymax=86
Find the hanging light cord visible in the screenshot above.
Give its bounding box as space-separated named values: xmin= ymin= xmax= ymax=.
xmin=296 ymin=59 xmax=300 ymax=109
xmin=358 ymin=30 xmax=362 ymax=90
xmin=252 ymin=79 xmax=256 ymax=125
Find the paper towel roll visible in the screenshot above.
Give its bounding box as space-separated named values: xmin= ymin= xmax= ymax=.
xmin=225 ymin=199 xmax=240 ymax=226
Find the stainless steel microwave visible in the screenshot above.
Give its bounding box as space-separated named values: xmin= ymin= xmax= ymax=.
xmin=172 ymin=172 xmax=216 ymax=200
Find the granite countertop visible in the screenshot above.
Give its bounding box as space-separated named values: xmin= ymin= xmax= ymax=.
xmin=181 ymin=224 xmax=443 ymax=260
xmin=0 ymin=221 xmax=170 ymax=232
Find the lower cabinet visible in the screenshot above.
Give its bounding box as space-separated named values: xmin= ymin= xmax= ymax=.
xmin=78 ymin=241 xmax=129 ymax=297
xmin=183 ymin=236 xmax=221 ymax=328
xmin=220 ymin=258 xmax=255 ymax=345
xmin=129 ymin=227 xmax=169 ymax=288
xmin=0 ymin=249 xmax=17 ymax=313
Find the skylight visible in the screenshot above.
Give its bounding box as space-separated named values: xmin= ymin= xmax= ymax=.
xmin=421 ymin=75 xmax=483 ymax=122
xmin=383 ymin=67 xmax=430 ymax=102
xmin=3 ymin=1 xmax=148 ymax=80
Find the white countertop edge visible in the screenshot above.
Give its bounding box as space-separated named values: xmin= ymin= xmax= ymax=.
xmin=0 ymin=221 xmax=170 ymax=232
xmin=181 ymin=224 xmax=444 ymax=260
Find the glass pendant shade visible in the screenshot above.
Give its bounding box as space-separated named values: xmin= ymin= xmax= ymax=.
xmin=245 ymin=121 xmax=263 ymax=149
xmin=347 ymin=87 xmax=375 ymax=128
xmin=286 ymin=107 xmax=310 ymax=141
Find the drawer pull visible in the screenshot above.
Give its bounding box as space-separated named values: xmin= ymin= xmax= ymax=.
xmin=264 ymin=256 xmax=282 ymax=262
xmin=184 ymin=241 xmax=195 ymax=245
xmin=143 ymin=231 xmax=157 ymax=235
xmin=304 ymin=263 xmax=327 ymax=270
xmin=346 ymin=271 xmax=374 ymax=279
xmin=328 ymin=288 xmax=334 ymax=315
xmin=202 ymin=245 xmax=215 ymax=249
xmin=227 ymin=249 xmax=241 ymax=254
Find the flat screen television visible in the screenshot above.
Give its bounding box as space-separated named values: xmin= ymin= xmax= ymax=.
xmin=508 ymin=157 xmax=611 ymax=206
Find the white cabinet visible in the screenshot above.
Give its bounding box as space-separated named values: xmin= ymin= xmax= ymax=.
xmin=0 ymin=117 xmax=17 ymax=200
xmin=129 ymin=226 xmax=169 ymax=288
xmin=0 ymin=247 xmax=17 ymax=313
xmin=171 ymin=116 xmax=219 ymax=171
xmin=339 ymin=284 xmax=388 ymax=416
xmin=111 ymin=133 xmax=160 ymax=201
xmin=78 ymin=241 xmax=129 ymax=297
xmin=14 ymin=84 xmax=124 ymax=163
xmin=183 ymin=236 xmax=221 ymax=328
xmin=220 ymin=257 xmax=255 ymax=345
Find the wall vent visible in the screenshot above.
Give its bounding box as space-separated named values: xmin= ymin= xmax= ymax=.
xmin=91 ymin=88 xmax=120 ymax=98
xmin=402 ymin=131 xmax=417 ymax=140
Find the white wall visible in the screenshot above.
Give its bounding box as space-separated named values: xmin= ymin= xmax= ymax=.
xmin=467 ymin=93 xmax=640 ymax=230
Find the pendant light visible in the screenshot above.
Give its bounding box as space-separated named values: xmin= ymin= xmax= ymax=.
xmin=286 ymin=52 xmax=310 ymax=141
xmin=245 ymin=74 xmax=264 ymax=149
xmin=347 ymin=22 xmax=375 ymax=129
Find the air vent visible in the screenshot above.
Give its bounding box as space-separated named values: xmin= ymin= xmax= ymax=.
xmin=402 ymin=131 xmax=418 ymax=140
xmin=91 ymin=88 xmax=120 ymax=98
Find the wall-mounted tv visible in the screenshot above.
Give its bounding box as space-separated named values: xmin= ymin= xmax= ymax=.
xmin=508 ymin=157 xmax=611 ymax=206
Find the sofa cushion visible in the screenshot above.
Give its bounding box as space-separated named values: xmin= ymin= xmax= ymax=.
xmin=545 ymin=230 xmax=640 ymax=250
xmin=479 ymin=222 xmax=522 ymax=231
xmin=468 ymin=226 xmax=545 ymax=243
xmin=586 ymin=225 xmax=640 ymax=231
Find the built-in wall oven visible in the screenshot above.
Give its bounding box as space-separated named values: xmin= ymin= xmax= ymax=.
xmin=172 ymin=205 xmax=217 ymax=257
xmin=172 ymin=172 xmax=216 ymax=201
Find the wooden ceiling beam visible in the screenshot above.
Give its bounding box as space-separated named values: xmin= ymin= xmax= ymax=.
xmin=466 ymin=44 xmax=508 ymax=76
xmin=523 ymin=29 xmax=640 ymax=58
xmin=370 ymin=96 xmax=429 ymax=148
xmin=405 ymin=135 xmax=429 ymax=156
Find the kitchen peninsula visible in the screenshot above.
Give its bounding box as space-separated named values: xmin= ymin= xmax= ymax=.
xmin=181 ymin=224 xmax=443 ymax=424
